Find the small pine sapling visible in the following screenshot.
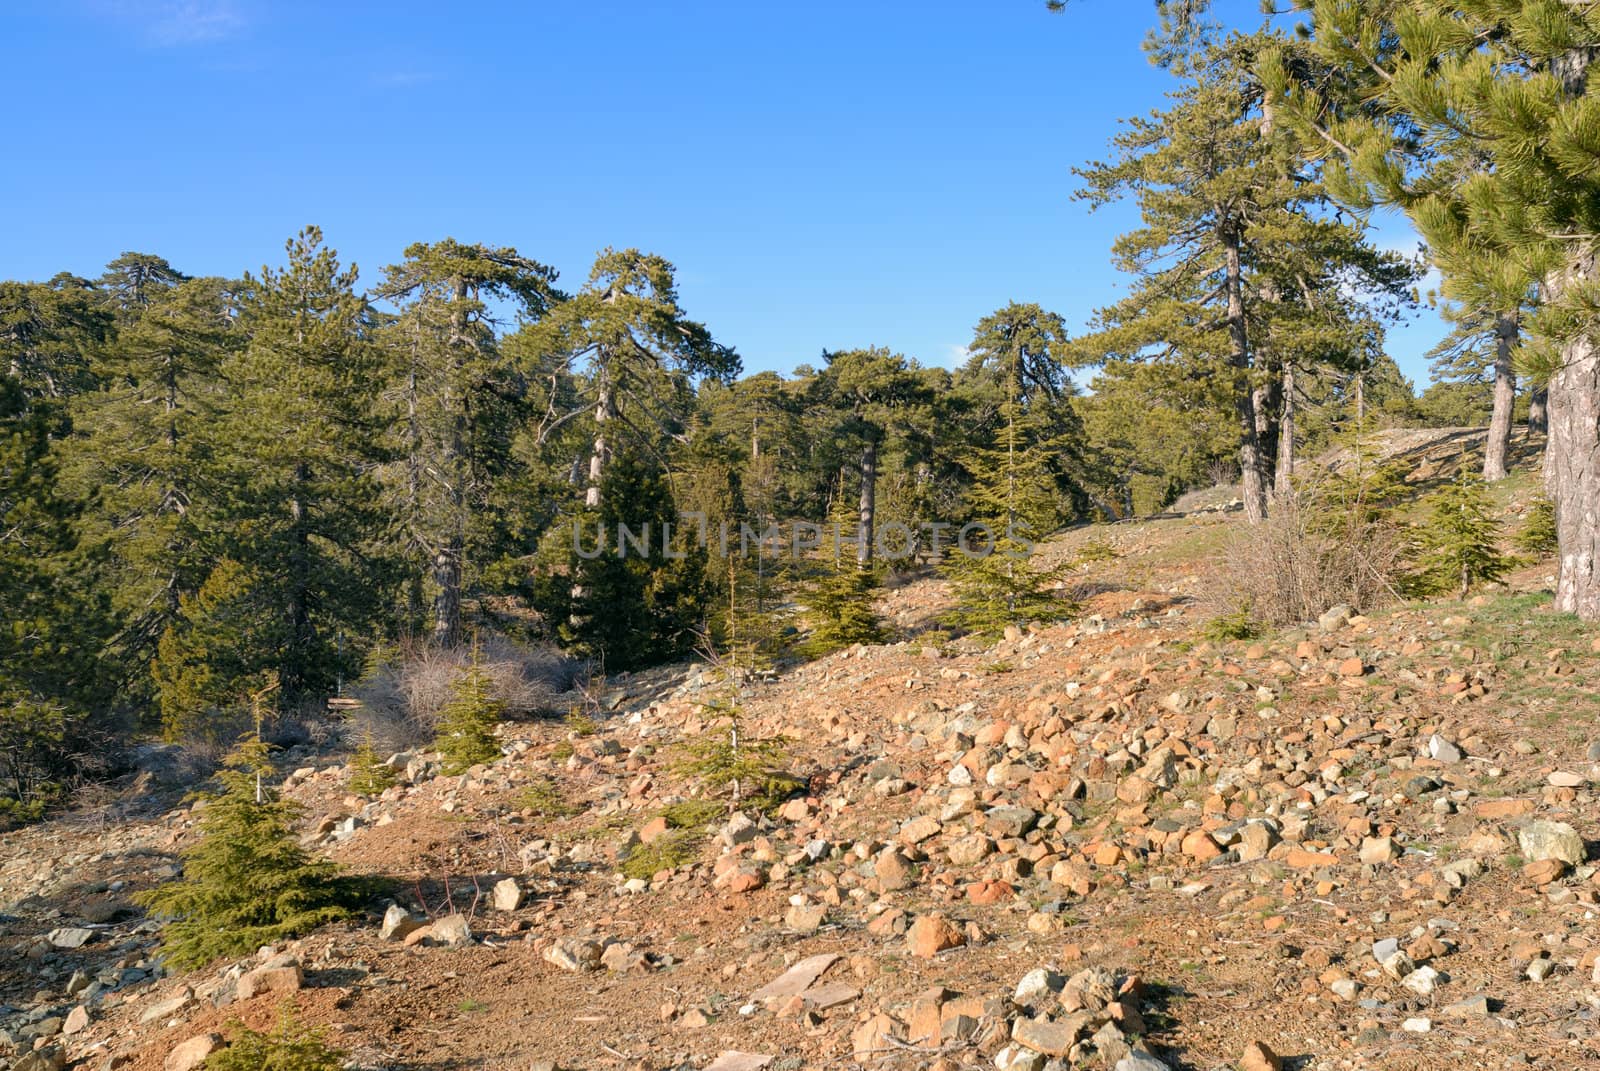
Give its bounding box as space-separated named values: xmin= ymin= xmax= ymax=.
xmin=203 ymin=1003 xmax=347 ymax=1071
xmin=1516 ymin=496 xmax=1558 ymax=558
xmin=1412 ymin=470 xmax=1510 ymax=599
xmin=347 ymin=727 xmax=394 ymax=797
xmin=136 ymin=728 xmax=361 ymax=969
xmin=432 ymin=643 xmax=504 ymax=775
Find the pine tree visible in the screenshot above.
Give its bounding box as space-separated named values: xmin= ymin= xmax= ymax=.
xmin=376 ymin=240 xmax=563 ymax=645
xmin=1075 ymin=26 xmax=1414 ymax=523
xmin=1412 ymin=471 xmax=1510 ymax=600
xmin=136 ymin=732 xmax=360 ymax=969
xmin=802 ymin=495 xmax=884 ymax=653
xmin=152 ymin=559 xmax=279 ymax=742
xmin=432 ymin=645 xmax=504 ymax=774
xmin=1268 ymin=0 xmax=1600 ymax=618
xmin=219 ymin=227 xmax=396 ymax=705
xmin=347 ymin=727 xmax=395 ymax=797
xmin=1517 ymin=497 xmax=1559 ymax=558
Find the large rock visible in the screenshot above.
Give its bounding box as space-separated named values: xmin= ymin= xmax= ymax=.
xmin=380 ymin=903 xmax=424 ymax=941
xmin=165 ymin=1035 xmax=221 ymax=1071
xmin=236 ymin=964 xmax=302 ymax=1000
xmin=46 ymin=927 xmax=94 ymax=950
xmin=491 ymin=877 xmax=523 ymax=912
xmin=1519 ymin=820 xmax=1584 ymax=865
xmin=906 ymin=914 xmax=965 ymax=958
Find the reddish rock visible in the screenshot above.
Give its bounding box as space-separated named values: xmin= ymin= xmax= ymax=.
xmin=906 ymin=914 xmax=965 ymax=958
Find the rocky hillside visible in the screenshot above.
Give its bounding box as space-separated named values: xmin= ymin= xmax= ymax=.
xmin=3 ymin=461 xmax=1597 ymax=1071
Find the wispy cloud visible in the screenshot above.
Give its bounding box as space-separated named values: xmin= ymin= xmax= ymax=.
xmin=89 ymin=0 xmax=249 ymax=47
xmin=940 ymin=343 xmax=971 ymax=368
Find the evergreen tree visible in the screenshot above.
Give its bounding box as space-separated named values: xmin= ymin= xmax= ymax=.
xmin=1075 ymin=26 xmax=1413 ymax=523
xmin=1517 ymin=496 xmax=1559 ymax=558
xmin=204 ymin=1006 xmax=347 ymax=1071
xmin=1268 ymin=0 xmax=1600 ymax=618
xmin=136 ymin=733 xmax=361 ymax=969
xmin=1424 ymin=306 xmax=1526 ymax=480
xmin=1412 ymin=471 xmax=1510 ymax=600
xmin=432 ymin=644 xmax=504 ymax=774
xmin=219 ymin=228 xmax=396 ymax=704
xmin=152 ymin=559 xmax=279 ymax=741
xmin=347 ymin=727 xmax=395 ymax=797
xmin=69 ymin=275 xmax=234 ymax=686
xmin=802 ymin=496 xmax=885 ymax=653
xmin=376 ymin=239 xmax=563 ymax=645
xmin=0 ymin=274 xmax=110 ymax=400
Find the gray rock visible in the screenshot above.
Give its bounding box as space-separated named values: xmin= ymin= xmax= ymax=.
xmin=45 ymin=928 xmax=93 ymax=950
xmin=491 ymin=878 xmax=523 ymax=912
xmin=1115 ymin=1053 xmax=1169 ymax=1071
xmin=427 ymin=913 xmax=472 ymax=947
xmin=379 ymin=904 xmax=423 ymax=942
xmin=1518 ymin=820 xmax=1584 ymax=865
xmin=984 ymin=806 xmax=1038 ymax=839
xmin=1318 ymin=604 xmax=1353 ymax=631
xmin=1427 ymin=734 xmax=1463 ymax=764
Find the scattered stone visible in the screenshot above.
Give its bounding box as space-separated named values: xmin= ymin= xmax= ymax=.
xmin=544 ymin=938 xmax=604 ymax=972
xmin=380 ymin=904 xmax=424 ymax=942
xmin=750 ymin=954 xmax=840 ymax=1003
xmin=704 ymin=1054 xmax=772 ymax=1071
xmin=1427 ymin=734 xmax=1463 ymax=764
xmin=491 ymin=877 xmax=523 ymax=912
xmin=45 ymin=927 xmax=93 ymax=950
xmin=164 ymin=1035 xmax=220 ymax=1071
xmin=236 ymin=964 xmax=302 ymax=1000
xmin=1240 ymin=1041 xmax=1282 ymax=1071
xmin=906 ymin=914 xmax=965 ymax=958
xmin=1518 ymin=820 xmax=1584 ymax=865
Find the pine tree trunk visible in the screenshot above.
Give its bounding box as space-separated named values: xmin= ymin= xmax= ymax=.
xmin=1483 ymin=312 xmax=1517 ymax=482
xmin=857 ymin=437 xmax=878 ymax=567
xmin=585 ymin=371 xmax=614 ymax=509
xmin=1223 ymin=229 xmax=1268 ymax=524
xmin=1275 ymin=363 xmax=1296 ymax=493
xmin=1547 ymin=253 xmax=1600 ymax=620
xmin=1529 ymin=385 xmax=1548 ymax=435
xmin=1253 ymin=372 xmax=1281 ymax=496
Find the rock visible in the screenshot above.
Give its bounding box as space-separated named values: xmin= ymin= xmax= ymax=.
xmin=1114 ymin=1053 xmax=1168 ymax=1071
xmin=1442 ymin=995 xmax=1491 ymax=1019
xmin=380 ymin=904 xmax=424 ymax=941
xmin=1401 ymin=1017 xmax=1431 ymax=1033
xmin=1013 ymin=968 xmax=1064 ymax=1002
xmin=751 ymin=953 xmax=840 ymax=1002
xmin=851 ymin=1012 xmax=900 ymax=1060
xmin=138 ymin=991 xmax=194 ymax=1024
xmin=427 ymin=913 xmax=473 ymax=947
xmin=785 ymin=903 xmax=827 ymax=932
xmin=704 ymin=1054 xmax=773 ymax=1071
xmin=491 ymin=877 xmax=523 ymax=912
xmin=984 ymin=806 xmax=1038 ymax=838
xmin=1428 ymin=734 xmax=1463 ymax=764
xmin=45 ymin=927 xmax=93 ymax=950
xmin=14 ymin=1050 xmax=67 ymax=1071
xmin=1518 ymin=820 xmax=1584 ymax=865
xmin=1181 ymin=830 xmax=1222 ymax=862
xmin=1547 ymin=770 xmax=1585 ymax=788
xmin=1011 ymin=1015 xmax=1088 ymax=1057
xmin=1359 ymin=836 xmax=1397 ymax=864
xmin=544 ymin=938 xmax=603 ymax=971
xmin=1240 ymin=1041 xmax=1282 ymax=1071
xmin=1526 ymin=957 xmax=1554 ymax=982
xmin=1337 ymin=657 xmax=1365 ymax=677
xmin=722 ymin=813 xmax=758 ymax=846
xmin=899 ymin=815 xmax=943 ymax=844
xmin=165 ymin=1035 xmax=221 ymax=1071
xmin=906 ymin=914 xmax=965 ymax=958
xmin=62 ymin=1006 xmax=89 ymax=1036
xmin=1318 ymin=604 xmax=1353 ymax=631
xmin=875 ymin=848 xmax=917 ymax=891
xmin=236 ymin=964 xmax=302 ymax=1000
xmin=1401 ymin=966 xmax=1439 ymax=997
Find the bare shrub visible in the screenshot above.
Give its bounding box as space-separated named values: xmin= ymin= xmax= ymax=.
xmin=350 ymin=635 xmax=582 ymax=752
xmin=1203 ymin=486 xmax=1405 ymax=628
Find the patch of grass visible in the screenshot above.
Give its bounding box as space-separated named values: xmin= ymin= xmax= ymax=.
xmin=514 ymin=777 xmax=578 ymax=817
xmin=1201 ymin=608 xmax=1260 ymax=643
xmin=549 ymin=741 xmax=575 ymax=763
xmin=620 ymin=830 xmax=702 ymax=880
xmin=980 ymin=660 xmax=1015 ymax=675
xmin=457 ymin=998 xmax=488 ymax=1014
xmin=660 ymin=798 xmax=726 ymax=828
xmin=566 ymin=711 xmax=600 ymax=737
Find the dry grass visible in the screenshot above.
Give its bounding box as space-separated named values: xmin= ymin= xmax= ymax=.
xmin=1202 ymin=489 xmax=1406 ymax=628
xmin=349 ymin=634 xmax=582 ymax=752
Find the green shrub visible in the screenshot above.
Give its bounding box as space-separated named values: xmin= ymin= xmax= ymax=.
xmin=347 ymin=730 xmax=394 ymax=797
xmin=1410 ymin=471 xmax=1510 ymax=598
xmin=619 ymin=829 xmax=701 ymax=880
xmin=672 ymin=705 xmax=799 ymax=814
xmin=204 ymin=1005 xmax=345 ymax=1071
xmin=1201 ymin=608 xmax=1259 ymax=642
xmin=514 ymin=777 xmax=578 ymax=817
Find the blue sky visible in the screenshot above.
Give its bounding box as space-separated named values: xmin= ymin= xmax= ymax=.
xmin=3 ymin=0 xmax=1444 ymax=384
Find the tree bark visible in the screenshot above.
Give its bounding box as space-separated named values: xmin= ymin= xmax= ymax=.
xmin=1528 ymin=384 xmax=1548 ymax=435
xmin=1223 ymin=228 xmax=1269 ymax=524
xmin=1275 ymin=363 xmax=1296 ymax=492
xmin=1546 ymin=252 xmax=1600 ymax=620
xmin=857 ymin=437 xmax=878 ymax=567
xmin=1483 ymin=312 xmax=1517 ymax=482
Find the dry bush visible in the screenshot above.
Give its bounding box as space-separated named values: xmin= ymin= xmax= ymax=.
xmin=1203 ymin=488 xmax=1406 ymax=629
xmin=350 ymin=634 xmax=582 ymax=752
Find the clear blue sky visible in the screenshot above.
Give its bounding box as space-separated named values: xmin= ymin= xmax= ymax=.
xmin=3 ymin=0 xmax=1444 ymax=384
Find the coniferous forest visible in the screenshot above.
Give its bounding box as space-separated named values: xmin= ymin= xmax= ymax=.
xmin=6 ymin=0 xmax=1600 ymax=826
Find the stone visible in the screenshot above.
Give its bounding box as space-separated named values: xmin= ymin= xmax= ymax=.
xmin=875 ymin=848 xmax=917 ymax=891
xmin=1181 ymin=830 xmax=1222 ymax=862
xmin=851 ymin=1012 xmax=900 ymax=1059
xmin=1114 ymin=1053 xmax=1169 ymax=1071
xmin=785 ymin=903 xmax=827 ymax=932
xmin=899 ymin=815 xmax=942 ymax=845
xmin=704 ymin=1054 xmax=773 ymax=1071
xmin=15 ymin=1051 xmax=67 ymax=1071
xmin=491 ymin=877 xmax=523 ymax=912
xmin=236 ymin=964 xmax=302 ymax=1000
xmin=428 ymin=912 xmax=473 ymax=946
xmin=1547 ymin=770 xmax=1585 ymax=788
xmin=1337 ymin=657 xmax=1365 ymax=677
xmin=1518 ymin=820 xmax=1584 ymax=865
xmin=1401 ymin=1018 xmax=1431 ymax=1033
xmin=984 ymin=806 xmax=1038 ymax=838
xmin=62 ymin=1006 xmax=89 ymax=1036
xmin=1427 ymin=734 xmax=1463 ymax=764
xmin=1318 ymin=604 xmax=1353 ymax=631
xmin=722 ymin=813 xmax=758 ymax=846
xmin=1238 ymin=822 xmax=1278 ymax=861
xmin=751 ymin=953 xmax=840 ymax=1002
xmin=46 ymin=927 xmax=94 ymax=950
xmin=1442 ymin=995 xmax=1491 ymax=1019
xmin=906 ymin=914 xmax=965 ymax=958
xmin=380 ymin=904 xmax=424 ymax=941
xmin=1526 ymin=957 xmax=1554 ymax=982
xmin=544 ymin=938 xmax=603 ymax=971
xmin=165 ymin=1035 xmax=221 ymax=1071
xmin=1401 ymin=966 xmax=1439 ymax=997
xmin=138 ymin=991 xmax=194 ymax=1024
xmin=1011 ymin=1016 xmax=1087 ymax=1057
xmin=1013 ymin=968 xmax=1064 ymax=1002
xmin=1240 ymin=1041 xmax=1281 ymax=1071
